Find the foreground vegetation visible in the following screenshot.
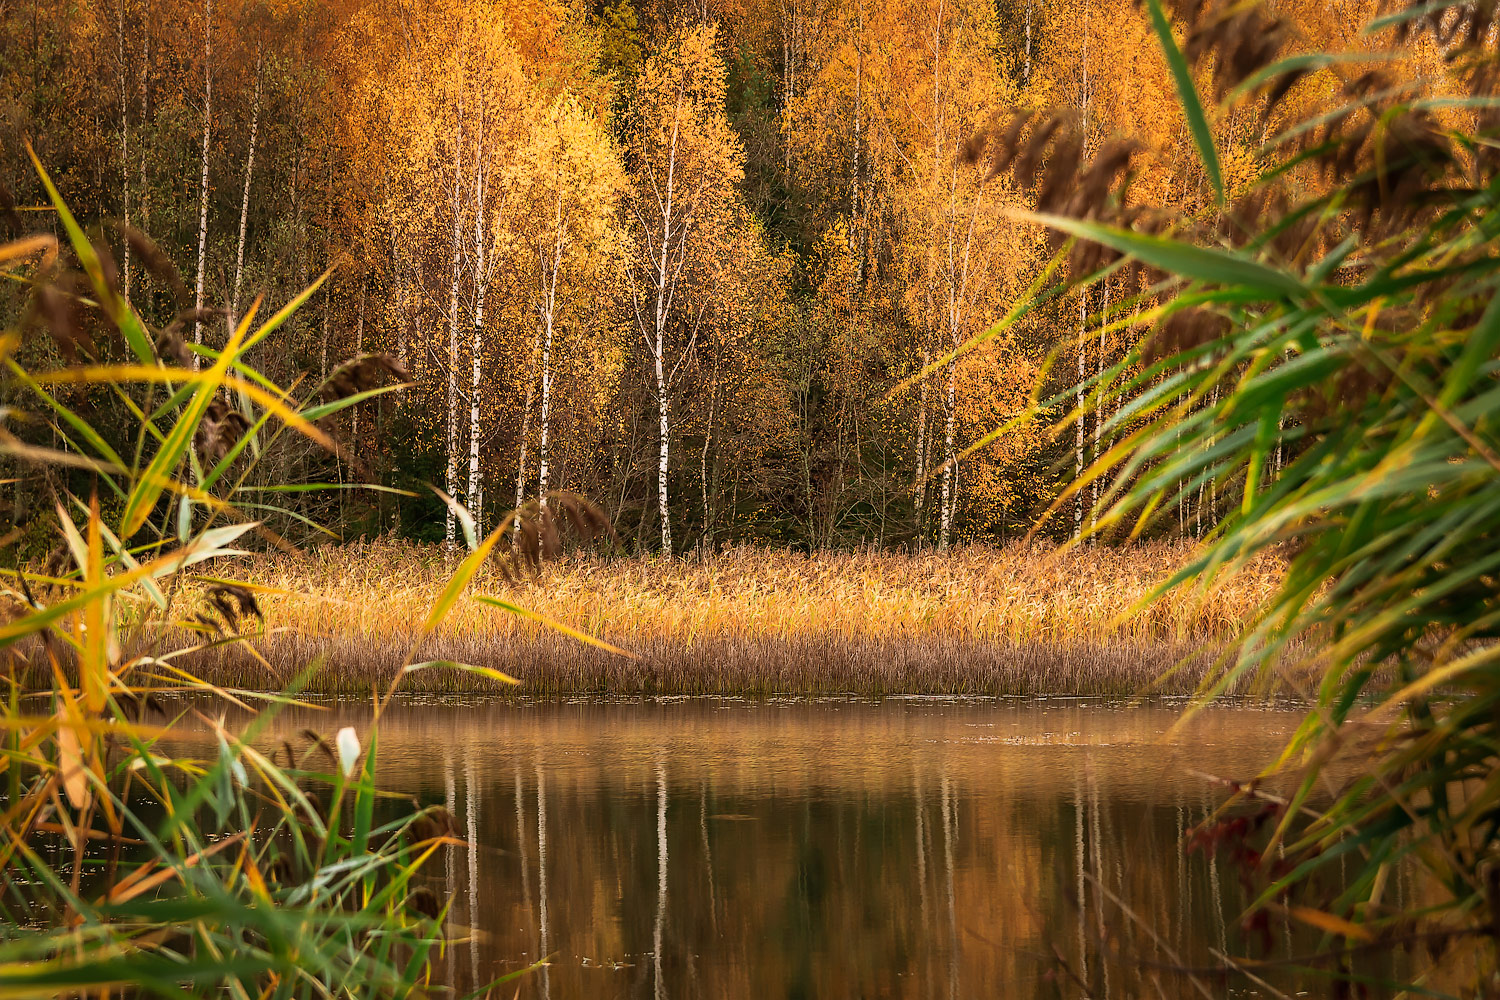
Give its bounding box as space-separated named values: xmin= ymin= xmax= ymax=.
xmin=1005 ymin=0 xmax=1500 ymax=989
xmin=174 ymin=541 xmax=1283 ymax=696
xmin=0 ymin=171 xmax=549 ymax=997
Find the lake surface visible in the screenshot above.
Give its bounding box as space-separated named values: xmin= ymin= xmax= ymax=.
xmin=265 ymin=697 xmax=1399 ymax=998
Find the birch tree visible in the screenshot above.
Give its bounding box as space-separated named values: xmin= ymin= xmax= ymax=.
xmin=622 ymin=24 xmax=743 ymax=554
xmin=228 ymin=43 xmax=262 ymax=336
xmin=192 ymin=0 xmax=214 ymax=362
xmin=503 ymin=97 xmax=623 ymax=505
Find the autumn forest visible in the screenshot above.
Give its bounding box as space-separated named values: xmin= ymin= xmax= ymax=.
xmin=1 ymin=0 xmax=1307 ymax=552
xmin=5 ymin=0 xmax=1475 ymax=567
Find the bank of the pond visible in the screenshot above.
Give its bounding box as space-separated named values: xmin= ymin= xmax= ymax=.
xmin=177 ymin=540 xmax=1283 ymax=696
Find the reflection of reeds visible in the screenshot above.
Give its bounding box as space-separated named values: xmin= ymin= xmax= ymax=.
xmin=176 ymin=540 xmax=1285 ymax=696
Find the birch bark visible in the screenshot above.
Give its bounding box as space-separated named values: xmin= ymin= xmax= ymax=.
xmin=117 ymin=0 xmax=130 ymax=298
xmin=467 ymin=153 xmax=489 ymax=529
xmin=1073 ymin=0 xmax=1092 ymax=541
xmin=444 ymin=95 xmax=465 ymax=546
xmin=229 ymin=47 xmax=262 ymax=336
xmin=536 ymin=187 xmax=565 ymax=502
xmin=192 ymin=0 xmax=214 ymax=364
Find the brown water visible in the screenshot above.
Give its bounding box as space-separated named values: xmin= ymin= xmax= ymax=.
xmin=264 ymin=697 xmax=1398 ymax=998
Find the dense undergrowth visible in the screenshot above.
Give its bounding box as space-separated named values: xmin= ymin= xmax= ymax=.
xmin=0 ymin=160 xmax=554 ymax=998
xmin=989 ymin=0 xmax=1500 ymax=991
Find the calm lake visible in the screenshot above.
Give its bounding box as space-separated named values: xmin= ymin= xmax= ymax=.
xmin=265 ymin=697 xmax=1398 ymax=998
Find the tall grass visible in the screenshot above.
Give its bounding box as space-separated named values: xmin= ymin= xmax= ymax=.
xmin=983 ymin=0 xmax=1500 ymax=988
xmin=166 ymin=539 xmax=1287 ymax=695
xmin=0 ymin=157 xmax=540 ymax=998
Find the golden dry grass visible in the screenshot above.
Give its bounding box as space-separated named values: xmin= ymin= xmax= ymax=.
xmin=177 ymin=539 xmax=1286 ymax=696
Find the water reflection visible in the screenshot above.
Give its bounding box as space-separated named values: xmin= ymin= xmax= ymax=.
xmin=257 ymin=697 xmax=1388 ymax=998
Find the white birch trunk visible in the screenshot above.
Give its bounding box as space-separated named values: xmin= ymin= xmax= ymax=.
xmin=1088 ymin=278 xmax=1109 ymax=536
xmin=229 ymin=47 xmax=261 ymax=335
xmin=320 ymin=292 xmax=329 ymax=379
xmin=624 ymin=78 xmax=700 ymax=555
xmin=444 ymin=101 xmax=465 ymax=547
xmin=192 ymin=0 xmax=214 ymax=363
xmin=937 ymin=361 xmax=956 ymax=550
xmin=1024 ymin=0 xmax=1033 ymax=83
xmin=515 ymin=326 xmax=540 ymax=516
xmin=537 ymin=314 xmax=554 ymax=501
xmin=138 ymin=11 xmax=149 ymax=238
xmin=118 ymin=0 xmax=130 ymax=299
xmin=914 ymin=340 xmax=929 ymax=536
xmin=467 ymin=158 xmax=488 ymax=530
xmin=536 ymin=190 xmax=565 ymax=504
xmin=353 ymin=280 xmax=365 ymax=440
xmin=654 ymin=329 xmax=672 ymax=553
xmin=1073 ymin=1 xmax=1092 ymax=541
xmin=1074 ymin=286 xmax=1088 ymax=541
xmin=700 ymin=353 xmax=720 ymax=547
xmin=651 ymin=126 xmax=680 ymax=554
xmin=850 ymin=1 xmax=862 ymax=282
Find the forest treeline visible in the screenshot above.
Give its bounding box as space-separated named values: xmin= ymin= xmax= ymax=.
xmin=0 ymin=0 xmax=1444 ymax=552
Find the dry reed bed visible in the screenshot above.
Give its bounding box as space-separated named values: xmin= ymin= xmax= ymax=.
xmin=179 ymin=541 xmax=1284 ymax=696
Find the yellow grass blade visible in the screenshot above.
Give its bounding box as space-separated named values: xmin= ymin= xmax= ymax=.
xmin=404 ymin=661 xmax=520 ymax=686
xmin=474 ymin=596 xmax=639 ymax=660
xmin=1285 ymin=905 xmax=1373 ymax=942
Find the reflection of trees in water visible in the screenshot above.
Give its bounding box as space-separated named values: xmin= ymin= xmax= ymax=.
xmin=432 ymin=771 xmax=1319 ymax=997
xmin=537 ymin=763 xmax=551 ymax=1000
xmin=443 ymin=753 xmax=456 ymax=990
xmin=288 ymin=702 xmax=1401 ymax=997
xmin=465 ymin=760 xmax=480 ymax=992
xmin=653 ymin=758 xmax=666 ymax=1000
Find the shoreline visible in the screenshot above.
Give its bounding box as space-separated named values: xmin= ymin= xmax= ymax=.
xmin=183 ymin=633 xmax=1239 ymax=697
xmin=162 ymin=540 xmax=1284 ymax=698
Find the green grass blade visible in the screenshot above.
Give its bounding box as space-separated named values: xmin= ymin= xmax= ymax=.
xmin=1142 ymin=0 xmax=1223 ymax=204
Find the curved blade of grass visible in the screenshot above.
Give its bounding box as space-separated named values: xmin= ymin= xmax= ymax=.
xmin=299 ymin=382 xmax=411 ymax=422
xmin=26 ymin=146 xmax=154 ymax=365
xmin=120 ymin=304 xmax=254 ymax=538
xmin=32 ymin=366 xmax=336 ymax=452
xmin=6 ymin=359 xmax=126 ymax=470
xmin=403 ymin=660 xmax=521 ymax=685
xmin=1016 ymin=212 xmax=1305 ymax=296
xmin=474 ymin=595 xmax=639 ymax=660
xmin=238 ymin=483 xmax=418 ymax=497
xmin=1143 ymin=0 xmax=1223 ymax=204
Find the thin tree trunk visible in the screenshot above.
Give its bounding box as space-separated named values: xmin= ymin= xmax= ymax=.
xmin=467 ymin=157 xmax=488 ymax=530
xmin=191 ymin=0 xmax=214 ymax=363
xmin=1024 ymin=0 xmax=1033 ymax=83
xmin=914 ymin=340 xmax=930 ymax=539
xmin=515 ymin=326 xmax=540 ymax=516
xmin=655 ymin=333 xmax=672 ymax=553
xmin=651 ymin=153 xmax=677 ymax=555
xmin=444 ymin=98 xmax=465 ymax=546
xmin=537 ymin=191 xmax=565 ymax=504
xmin=395 ymin=265 xmax=409 ymax=370
xmin=1088 ymin=277 xmax=1110 ymax=537
xmin=938 ymin=359 xmax=956 ymax=550
xmin=536 ymin=318 xmax=554 ymax=502
xmin=700 ymin=350 xmax=721 ymax=548
xmin=1073 ymin=0 xmax=1092 ymax=541
xmin=850 ymin=0 xmax=862 ymax=283
xmin=352 ymin=279 xmax=365 ymax=441
xmin=138 ymin=9 xmax=149 ymax=243
xmin=1074 ymin=287 xmax=1089 ymax=541
xmin=229 ymin=46 xmax=262 ymax=336
xmin=117 ymin=0 xmax=130 ymax=299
